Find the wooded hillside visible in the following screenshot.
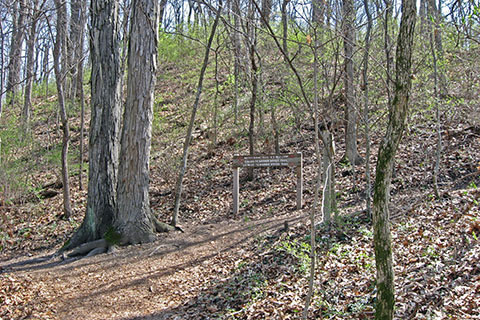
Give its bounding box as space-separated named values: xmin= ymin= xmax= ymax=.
xmin=0 ymin=0 xmax=479 ymax=318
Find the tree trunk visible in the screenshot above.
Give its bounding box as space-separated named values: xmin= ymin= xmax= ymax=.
xmin=42 ymin=42 xmax=50 ymax=97
xmin=70 ymin=0 xmax=86 ymax=98
xmin=76 ymin=0 xmax=87 ymax=190
xmin=427 ymin=0 xmax=447 ymax=97
xmin=302 ymin=32 xmax=321 ymax=319
xmin=281 ymin=0 xmax=288 ymax=60
xmin=22 ymin=0 xmax=40 ymax=135
xmin=6 ymin=0 xmax=27 ymax=106
xmin=429 ymin=17 xmax=442 ymax=198
xmin=320 ymin=126 xmax=336 ymax=222
xmin=248 ymin=39 xmax=258 ymax=180
xmin=383 ymin=0 xmax=394 ymax=111
xmin=261 ymin=0 xmax=272 ymax=27
xmin=53 ymin=0 xmax=73 ymax=219
xmin=66 ymin=0 xmax=122 ymax=249
xmin=115 ymin=0 xmax=160 ymax=244
xmin=159 ymin=0 xmax=168 ymax=28
xmin=232 ymin=0 xmax=241 ymax=124
xmin=372 ymin=0 xmax=416 ymax=319
xmin=0 ymin=19 xmax=4 ymax=120
xmin=342 ymin=0 xmax=362 ymax=165
xmin=362 ymin=0 xmax=373 ymax=218
xmin=171 ymin=2 xmax=222 ymax=226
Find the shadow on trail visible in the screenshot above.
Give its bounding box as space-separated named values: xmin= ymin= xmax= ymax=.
xmin=59 ymin=214 xmax=306 ymax=310
xmin=115 ymin=212 xmax=375 ymax=320
xmin=116 ymin=225 xmax=328 ymax=319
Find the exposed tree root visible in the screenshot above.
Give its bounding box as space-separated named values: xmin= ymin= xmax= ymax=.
xmin=152 ymin=215 xmax=184 ymax=233
xmin=60 ymin=215 xmax=184 ymax=259
xmin=66 ymin=239 xmax=108 ymax=257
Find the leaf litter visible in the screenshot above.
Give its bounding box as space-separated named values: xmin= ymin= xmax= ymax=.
xmin=1 ymin=65 xmax=480 ymax=319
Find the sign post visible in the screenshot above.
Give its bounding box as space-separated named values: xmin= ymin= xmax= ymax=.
xmin=232 ymin=153 xmax=303 ymax=214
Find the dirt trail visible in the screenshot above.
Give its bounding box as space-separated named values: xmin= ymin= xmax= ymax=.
xmin=1 ymin=212 xmax=306 ymax=319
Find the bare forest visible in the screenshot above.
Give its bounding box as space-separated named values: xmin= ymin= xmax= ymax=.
xmin=0 ymin=0 xmax=479 ymax=319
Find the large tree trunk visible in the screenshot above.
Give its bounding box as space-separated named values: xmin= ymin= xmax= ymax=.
xmin=115 ymin=0 xmax=160 ymax=245
xmin=372 ymin=0 xmax=416 ymax=319
xmin=6 ymin=0 xmax=27 ymax=106
xmin=342 ymin=0 xmax=362 ymax=165
xmin=66 ymin=0 xmax=122 ymax=250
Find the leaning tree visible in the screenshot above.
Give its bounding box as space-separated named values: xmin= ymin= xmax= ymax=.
xmin=372 ymin=0 xmax=417 ymax=318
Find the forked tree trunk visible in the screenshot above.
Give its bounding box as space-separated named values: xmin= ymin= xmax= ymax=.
xmin=372 ymin=0 xmax=416 ymax=319
xmin=115 ymin=0 xmax=160 ymax=244
xmin=66 ymin=0 xmax=122 ymax=250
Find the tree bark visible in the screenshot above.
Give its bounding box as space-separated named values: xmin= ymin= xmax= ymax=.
xmin=320 ymin=129 xmax=335 ymax=223
xmin=66 ymin=0 xmax=122 ymax=249
xmin=372 ymin=0 xmax=416 ymax=319
xmin=115 ymin=0 xmax=160 ymax=244
xmin=342 ymin=0 xmax=362 ymax=165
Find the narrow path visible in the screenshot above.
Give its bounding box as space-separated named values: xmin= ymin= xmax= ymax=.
xmin=1 ymin=211 xmax=306 ymax=319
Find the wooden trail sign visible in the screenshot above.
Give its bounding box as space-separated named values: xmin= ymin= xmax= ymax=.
xmin=232 ymin=153 xmax=303 ymax=214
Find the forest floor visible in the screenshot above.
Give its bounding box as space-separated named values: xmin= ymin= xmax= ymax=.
xmin=1 ymin=116 xmax=479 ymax=319
xmin=1 ymin=61 xmax=480 ymax=319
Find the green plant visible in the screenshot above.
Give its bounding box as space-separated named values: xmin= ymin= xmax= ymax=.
xmin=277 ymin=238 xmax=311 ymax=274
xmin=104 ymin=227 xmax=122 ymax=245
